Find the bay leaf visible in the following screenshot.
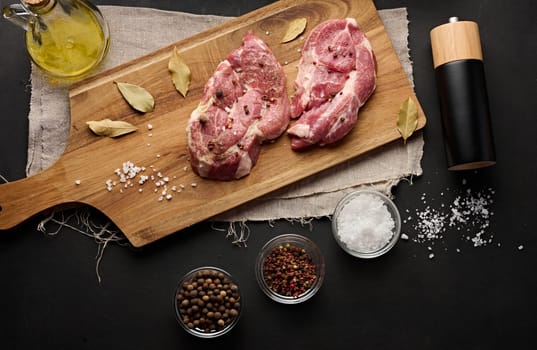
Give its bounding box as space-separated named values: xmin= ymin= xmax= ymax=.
xmin=281 ymin=17 xmax=307 ymax=43
xmin=396 ymin=97 xmax=419 ymax=144
xmin=87 ymin=119 xmax=137 ymax=138
xmin=168 ymin=47 xmax=191 ymax=97
xmin=115 ymin=82 xmax=155 ymax=113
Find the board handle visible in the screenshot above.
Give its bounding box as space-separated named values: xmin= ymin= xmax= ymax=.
xmin=0 ymin=169 xmax=75 ymax=230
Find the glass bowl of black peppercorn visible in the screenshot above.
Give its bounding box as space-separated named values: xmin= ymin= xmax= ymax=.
xmin=174 ymin=266 xmax=242 ymax=338
xmin=255 ymin=234 xmax=325 ymax=304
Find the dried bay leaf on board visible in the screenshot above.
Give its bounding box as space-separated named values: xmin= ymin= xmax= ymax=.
xmin=396 ymin=97 xmax=418 ymax=144
xmin=87 ymin=119 xmax=137 ymax=138
xmin=115 ymin=82 xmax=155 ymax=113
xmin=281 ymin=17 xmax=307 ymax=43
xmin=168 ymin=47 xmax=191 ymax=97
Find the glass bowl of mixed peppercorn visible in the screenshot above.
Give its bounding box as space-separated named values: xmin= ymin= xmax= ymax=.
xmin=174 ymin=266 xmax=242 ymax=338
xmin=255 ymin=234 xmax=325 ymax=304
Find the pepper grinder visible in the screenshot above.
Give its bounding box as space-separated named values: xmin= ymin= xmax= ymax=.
xmin=430 ymin=17 xmax=496 ymax=170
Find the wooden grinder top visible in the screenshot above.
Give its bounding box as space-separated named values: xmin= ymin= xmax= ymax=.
xmin=430 ymin=17 xmax=483 ymax=68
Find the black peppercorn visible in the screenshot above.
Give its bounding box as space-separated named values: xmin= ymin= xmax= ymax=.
xmin=176 ymin=268 xmax=241 ymax=335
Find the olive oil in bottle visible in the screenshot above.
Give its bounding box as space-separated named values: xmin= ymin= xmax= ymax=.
xmin=24 ymin=0 xmax=109 ymax=79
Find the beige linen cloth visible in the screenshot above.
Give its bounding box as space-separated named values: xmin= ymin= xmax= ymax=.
xmin=26 ymin=6 xmax=423 ymax=223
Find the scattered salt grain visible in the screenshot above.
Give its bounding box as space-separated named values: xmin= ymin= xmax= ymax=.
xmin=75 ymin=179 xmax=81 ymax=185
xmin=518 ymin=245 xmax=524 ymax=251
xmin=406 ymin=186 xmax=496 ymax=257
xmin=139 ymin=175 xmax=149 ymax=185
xmin=401 ymin=233 xmax=409 ymax=241
xmin=428 ymin=253 xmax=435 ymax=259
xmin=336 ymin=193 xmax=395 ymax=253
xmin=104 ymin=160 xmax=186 ymax=202
xmin=147 ymin=123 xmax=153 ymax=130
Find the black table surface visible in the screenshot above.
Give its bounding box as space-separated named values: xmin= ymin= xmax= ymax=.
xmin=1 ymin=0 xmax=536 ymax=349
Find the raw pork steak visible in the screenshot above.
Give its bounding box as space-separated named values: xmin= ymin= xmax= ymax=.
xmin=187 ymin=31 xmax=290 ymax=180
xmin=287 ymin=18 xmax=376 ymax=150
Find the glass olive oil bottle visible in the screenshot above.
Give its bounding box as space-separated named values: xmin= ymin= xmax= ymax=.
xmin=22 ymin=0 xmax=109 ymax=79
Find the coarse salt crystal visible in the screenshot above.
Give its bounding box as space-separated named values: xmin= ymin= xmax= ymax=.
xmin=139 ymin=175 xmax=149 ymax=185
xmin=75 ymin=179 xmax=81 ymax=185
xmin=147 ymin=124 xmax=153 ymax=130
xmin=336 ymin=193 xmax=395 ymax=253
xmin=408 ymin=186 xmax=496 ymax=254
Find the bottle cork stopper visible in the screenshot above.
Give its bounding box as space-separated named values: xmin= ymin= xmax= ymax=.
xmin=430 ymin=19 xmax=483 ymax=68
xmin=24 ymin=0 xmax=50 ymax=6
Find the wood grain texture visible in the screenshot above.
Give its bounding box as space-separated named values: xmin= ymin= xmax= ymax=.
xmin=0 ymin=0 xmax=426 ymax=247
xmin=430 ymin=20 xmax=483 ymax=68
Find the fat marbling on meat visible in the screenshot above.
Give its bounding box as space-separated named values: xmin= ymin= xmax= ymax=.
xmin=187 ymin=31 xmax=290 ymax=180
xmin=287 ymin=18 xmax=376 ymax=150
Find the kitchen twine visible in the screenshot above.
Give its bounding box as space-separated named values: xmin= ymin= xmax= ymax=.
xmin=20 ymin=6 xmax=422 ymax=283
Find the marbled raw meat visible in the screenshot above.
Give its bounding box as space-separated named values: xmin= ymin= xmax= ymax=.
xmin=187 ymin=31 xmax=290 ymax=180
xmin=287 ymin=18 xmax=376 ymax=150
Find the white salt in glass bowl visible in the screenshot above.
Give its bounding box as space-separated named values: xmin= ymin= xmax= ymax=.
xmin=332 ymin=189 xmax=401 ymax=258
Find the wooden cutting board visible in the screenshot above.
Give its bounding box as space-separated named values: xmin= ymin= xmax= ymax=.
xmin=0 ymin=0 xmax=426 ymax=247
